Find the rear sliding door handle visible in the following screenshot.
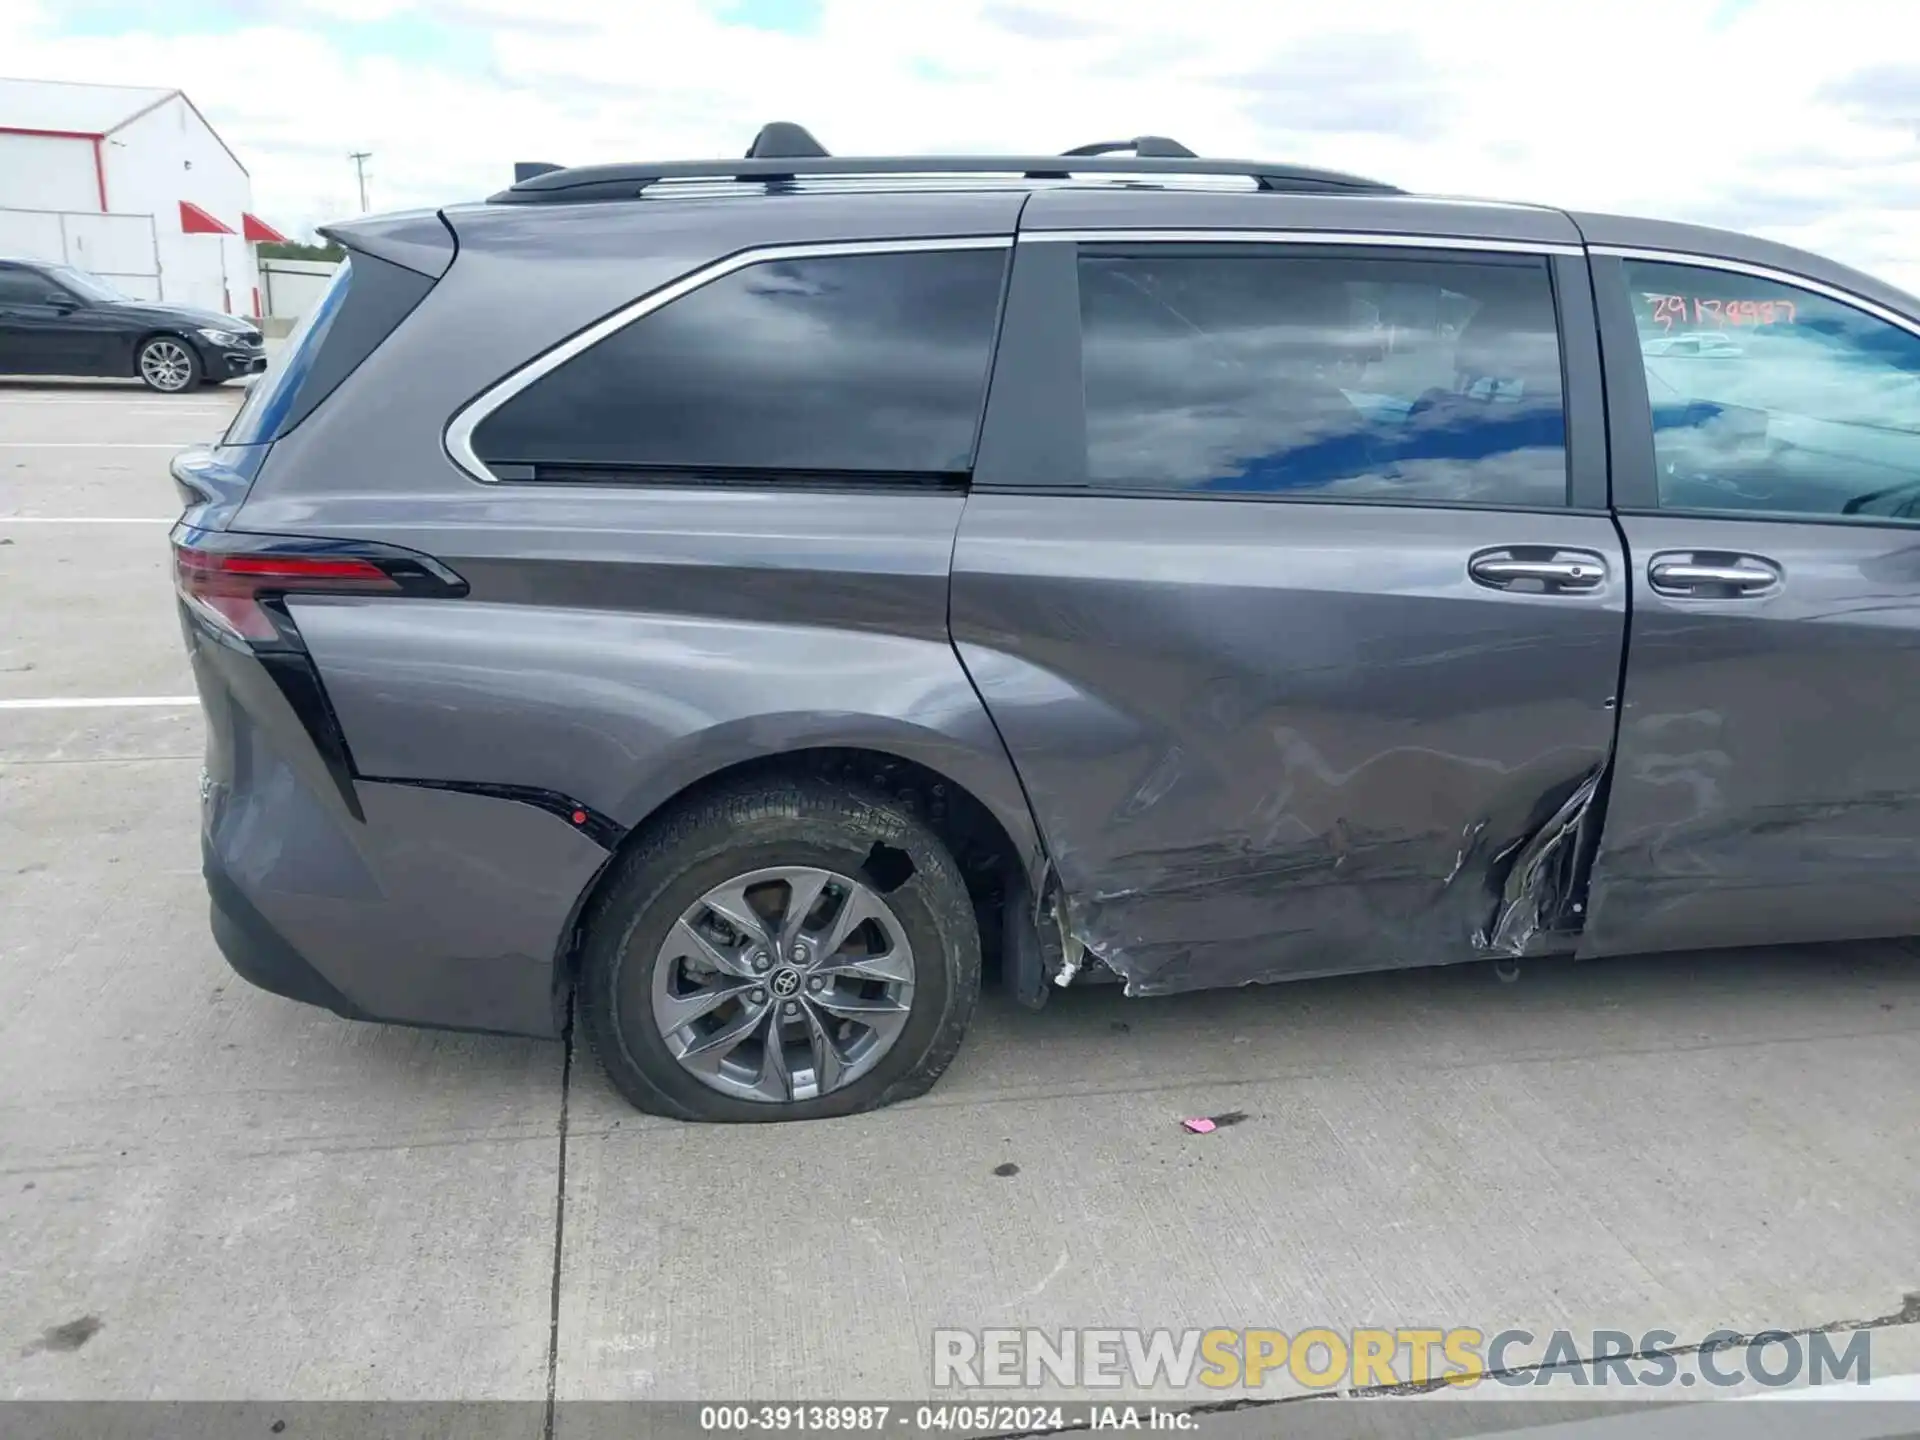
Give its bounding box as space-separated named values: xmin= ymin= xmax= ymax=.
xmin=1468 ymin=549 xmax=1607 ymax=593
xmin=1647 ymin=554 xmax=1781 ymax=597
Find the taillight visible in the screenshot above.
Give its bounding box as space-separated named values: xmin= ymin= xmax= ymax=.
xmin=171 ymin=533 xmax=465 ymax=644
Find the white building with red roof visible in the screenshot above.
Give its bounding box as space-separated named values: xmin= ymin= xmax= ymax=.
xmin=0 ymin=76 xmax=287 ymax=318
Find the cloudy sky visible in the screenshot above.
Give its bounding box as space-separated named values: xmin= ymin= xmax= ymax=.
xmin=4 ymin=0 xmax=1919 ymax=287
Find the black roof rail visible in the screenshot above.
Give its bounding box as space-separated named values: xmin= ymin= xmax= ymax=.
xmin=513 ymin=161 xmax=565 ymax=182
xmin=1061 ymin=136 xmax=1196 ymax=158
xmin=488 ymin=152 xmax=1399 ymax=204
xmin=745 ymin=122 xmax=829 ymax=159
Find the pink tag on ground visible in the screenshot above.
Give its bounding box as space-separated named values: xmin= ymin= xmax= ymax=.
xmin=1182 ymin=1117 xmax=1217 ymax=1134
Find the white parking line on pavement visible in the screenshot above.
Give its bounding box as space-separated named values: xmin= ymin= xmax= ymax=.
xmin=0 ymin=397 xmax=230 ymax=409
xmin=0 ymin=442 xmax=188 ymax=449
xmin=0 ymin=696 xmax=198 ymax=709
xmin=1 ymin=516 xmax=174 ymax=523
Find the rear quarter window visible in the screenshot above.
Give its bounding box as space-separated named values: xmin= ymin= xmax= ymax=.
xmin=226 ymin=251 xmax=437 ymax=445
xmin=466 ymin=245 xmax=1010 ymax=480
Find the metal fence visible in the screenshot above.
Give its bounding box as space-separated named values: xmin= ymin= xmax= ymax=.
xmin=259 ymin=257 xmax=340 ymax=321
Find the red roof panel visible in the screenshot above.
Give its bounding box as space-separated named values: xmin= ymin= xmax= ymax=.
xmin=179 ymin=200 xmax=235 ymax=235
xmin=240 ymin=211 xmax=290 ymax=244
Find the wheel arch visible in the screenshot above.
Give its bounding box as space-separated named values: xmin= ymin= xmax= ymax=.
xmin=609 ymin=712 xmax=1046 ymax=867
xmin=548 ymin=736 xmax=1049 ymax=1026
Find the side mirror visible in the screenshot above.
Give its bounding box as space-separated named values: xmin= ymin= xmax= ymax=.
xmin=45 ymin=293 xmax=80 ymax=312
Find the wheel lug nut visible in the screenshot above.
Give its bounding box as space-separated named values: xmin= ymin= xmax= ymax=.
xmin=783 ymin=1001 xmax=800 ymax=1017
xmin=749 ymin=988 xmax=766 ymax=1004
xmin=750 ymin=951 xmax=770 ymax=972
xmin=807 ymin=977 xmax=824 ymax=993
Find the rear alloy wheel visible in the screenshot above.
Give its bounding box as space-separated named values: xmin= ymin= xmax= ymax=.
xmin=137 ymin=336 xmax=200 ymax=393
xmin=650 ymin=866 xmax=917 ymax=1102
xmin=580 ymin=780 xmax=981 ymax=1122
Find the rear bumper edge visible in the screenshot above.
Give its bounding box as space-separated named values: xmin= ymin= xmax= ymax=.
xmin=204 ymin=843 xmax=373 ymax=1021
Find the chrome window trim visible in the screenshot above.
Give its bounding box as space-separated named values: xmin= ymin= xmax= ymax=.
xmin=1020 ymin=228 xmax=1583 ymax=256
xmin=444 ymin=235 xmax=1014 ymax=485
xmin=1590 ymin=245 xmax=1920 ymax=339
xmin=1376 ymin=194 xmax=1560 ymax=213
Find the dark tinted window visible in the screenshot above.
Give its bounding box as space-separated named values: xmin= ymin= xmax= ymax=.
xmin=0 ymin=268 xmax=56 ymax=304
xmin=226 ymin=252 xmax=436 ymax=446
xmin=1625 ymin=258 xmax=1920 ymax=521
xmin=1077 ymin=250 xmax=1568 ymax=506
xmin=226 ymin=258 xmax=353 ymax=445
xmin=471 ymin=247 xmax=1008 ymax=476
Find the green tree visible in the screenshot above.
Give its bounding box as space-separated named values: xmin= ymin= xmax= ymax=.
xmin=258 ymin=240 xmax=345 ymax=262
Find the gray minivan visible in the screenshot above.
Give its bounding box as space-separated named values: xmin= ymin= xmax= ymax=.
xmin=171 ymin=127 xmax=1920 ymax=1121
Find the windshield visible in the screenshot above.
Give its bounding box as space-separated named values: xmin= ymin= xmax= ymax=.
xmin=44 ymin=265 xmax=130 ymax=303
xmin=224 ymin=258 xmax=353 ymax=445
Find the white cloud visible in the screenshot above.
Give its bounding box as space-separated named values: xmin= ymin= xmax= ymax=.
xmin=1 ymin=0 xmax=1916 ymax=287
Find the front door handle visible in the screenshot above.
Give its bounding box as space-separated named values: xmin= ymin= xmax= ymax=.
xmin=1468 ymin=548 xmax=1607 ymax=594
xmin=1647 ymin=553 xmax=1781 ymax=597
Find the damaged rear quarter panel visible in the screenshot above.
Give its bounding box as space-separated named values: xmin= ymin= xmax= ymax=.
xmin=950 ymin=495 xmax=1628 ymax=994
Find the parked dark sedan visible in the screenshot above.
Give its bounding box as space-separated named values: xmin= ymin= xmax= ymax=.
xmin=171 ymin=126 xmax=1920 ymax=1122
xmin=0 ymin=257 xmax=265 ymax=392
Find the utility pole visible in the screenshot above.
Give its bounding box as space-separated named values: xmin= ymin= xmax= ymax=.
xmin=348 ymin=152 xmax=372 ymax=213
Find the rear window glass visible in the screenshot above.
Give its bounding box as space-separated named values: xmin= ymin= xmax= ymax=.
xmin=226 ymin=258 xmax=352 ymax=446
xmin=468 ymin=247 xmax=1008 ymax=477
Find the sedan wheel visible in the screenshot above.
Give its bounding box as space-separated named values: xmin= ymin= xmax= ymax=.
xmin=137 ymin=337 xmax=198 ymax=393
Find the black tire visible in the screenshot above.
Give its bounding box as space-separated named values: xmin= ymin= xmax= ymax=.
xmin=136 ymin=335 xmax=201 ymax=393
xmin=579 ymin=779 xmax=981 ymax=1122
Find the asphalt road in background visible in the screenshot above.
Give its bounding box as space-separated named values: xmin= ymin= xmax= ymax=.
xmin=4 ymin=379 xmax=1920 ymax=1432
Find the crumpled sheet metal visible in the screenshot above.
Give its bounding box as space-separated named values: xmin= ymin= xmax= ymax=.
xmin=1045 ymin=766 xmax=1606 ymax=995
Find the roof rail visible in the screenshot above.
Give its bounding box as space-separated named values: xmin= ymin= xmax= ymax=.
xmin=487 ymin=122 xmax=1397 ymax=203
xmin=489 ymin=152 xmax=1398 ymax=204
xmin=745 ymin=122 xmax=829 ymax=159
xmin=1061 ymin=136 xmax=1196 ymax=158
